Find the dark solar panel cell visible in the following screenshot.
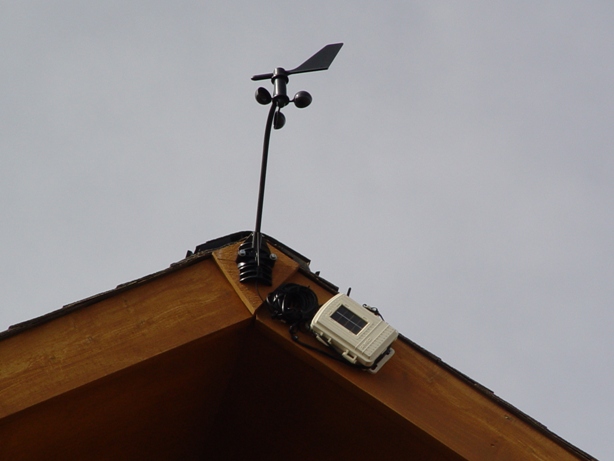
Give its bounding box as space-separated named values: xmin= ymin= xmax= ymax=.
xmin=331 ymin=305 xmax=367 ymax=334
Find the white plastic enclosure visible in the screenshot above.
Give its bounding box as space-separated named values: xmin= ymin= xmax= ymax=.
xmin=310 ymin=294 xmax=398 ymax=372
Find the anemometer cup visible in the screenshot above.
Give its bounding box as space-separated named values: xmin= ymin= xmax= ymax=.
xmin=255 ymin=87 xmax=272 ymax=105
xmin=292 ymin=91 xmax=312 ymax=108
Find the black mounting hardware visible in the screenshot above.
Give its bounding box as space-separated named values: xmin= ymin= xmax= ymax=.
xmin=236 ymin=233 xmax=277 ymax=284
xmin=237 ymin=43 xmax=343 ymax=285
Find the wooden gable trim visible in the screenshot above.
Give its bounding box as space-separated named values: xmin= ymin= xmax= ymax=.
xmin=0 ymin=234 xmax=595 ymax=460
xmin=0 ymin=257 xmax=250 ymax=421
xmin=253 ymin=270 xmax=594 ymax=461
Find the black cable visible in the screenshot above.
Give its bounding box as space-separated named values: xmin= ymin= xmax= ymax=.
xmin=265 ymin=283 xmax=320 ymax=325
xmin=288 ymin=323 xmax=350 ymax=364
xmin=266 ymin=284 xmax=371 ymax=370
xmin=362 ymin=304 xmax=385 ymax=321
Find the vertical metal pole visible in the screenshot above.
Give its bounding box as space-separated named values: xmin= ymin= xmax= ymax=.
xmin=253 ymin=100 xmax=278 ymax=263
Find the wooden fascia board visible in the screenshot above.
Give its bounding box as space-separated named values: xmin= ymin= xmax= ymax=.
xmin=0 ymin=249 xmax=216 ymax=342
xmin=253 ymin=271 xmax=591 ymax=461
xmin=0 ymin=257 xmax=251 ymax=421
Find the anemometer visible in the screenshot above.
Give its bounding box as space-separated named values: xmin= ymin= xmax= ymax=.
xmin=236 ymin=44 xmax=343 ymax=285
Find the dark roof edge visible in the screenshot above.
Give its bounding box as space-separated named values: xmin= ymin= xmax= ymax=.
xmin=190 ymin=231 xmax=339 ymax=293
xmin=190 ymin=231 xmax=314 ymax=272
xmin=0 ymin=233 xmax=238 ymax=342
xmin=0 ymin=231 xmax=335 ymax=342
xmin=398 ymin=334 xmax=597 ymax=460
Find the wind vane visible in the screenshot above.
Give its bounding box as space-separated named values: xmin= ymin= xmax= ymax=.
xmin=236 ymin=43 xmax=343 ymax=285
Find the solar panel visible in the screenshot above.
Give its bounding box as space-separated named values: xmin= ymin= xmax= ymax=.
xmin=331 ymin=305 xmax=367 ymax=335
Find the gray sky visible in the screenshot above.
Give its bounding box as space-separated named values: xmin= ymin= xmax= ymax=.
xmin=1 ymin=2 xmax=612 ymax=458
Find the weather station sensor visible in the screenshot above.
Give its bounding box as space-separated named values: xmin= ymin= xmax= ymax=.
xmin=311 ymin=294 xmax=398 ymax=374
xmin=265 ymin=284 xmax=397 ymax=374
xmin=236 ymin=43 xmax=343 ymax=286
xmin=239 ymin=46 xmax=399 ymax=374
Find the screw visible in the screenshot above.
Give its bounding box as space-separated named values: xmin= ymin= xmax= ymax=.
xmin=238 ymin=249 xmax=246 ymax=257
xmin=270 ymin=253 xmax=277 ymax=261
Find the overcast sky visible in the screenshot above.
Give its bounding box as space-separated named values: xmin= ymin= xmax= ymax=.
xmin=1 ymin=2 xmax=612 ymax=458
